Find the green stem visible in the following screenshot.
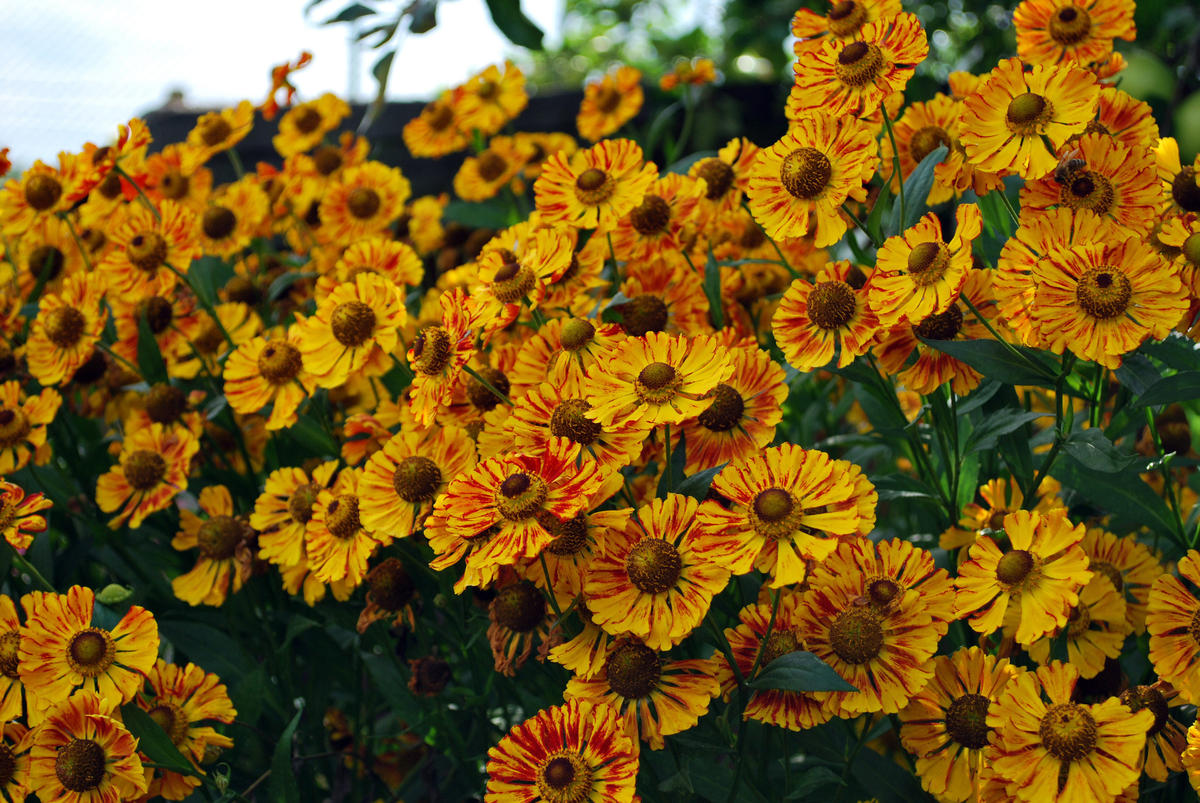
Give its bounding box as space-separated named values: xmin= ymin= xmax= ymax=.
xmin=740 ymin=199 xmax=800 ymax=275
xmin=997 ymin=189 xmax=1021 ymax=226
xmin=959 ymin=295 xmax=1051 ymax=381
xmin=463 ymin=364 xmax=513 ymax=407
xmin=538 ymin=552 xmax=564 ymax=621
xmin=1090 ymin=365 xmax=1106 ymax=429
xmin=747 ymin=588 xmax=782 ymax=680
xmin=227 ymin=148 xmax=245 ymax=179
xmin=164 ymin=261 xmax=235 ymax=349
xmin=840 ymin=203 xmax=882 ymax=249
xmin=114 ymin=165 xmax=161 ymax=221
xmin=1144 ymin=407 xmax=1188 ymax=547
xmin=663 ymin=422 xmax=673 ymax=494
xmin=11 ymin=550 xmax=54 ymax=591
xmin=880 ymin=102 xmax=905 ymax=228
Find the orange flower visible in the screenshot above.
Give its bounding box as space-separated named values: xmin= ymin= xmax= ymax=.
xmin=98 ymin=199 xmax=201 ymax=301
xmin=171 ymin=485 xmax=254 ymax=607
xmin=577 ymin=66 xmax=644 ymax=141
xmin=223 ymin=328 xmax=315 ymax=430
xmin=95 ymin=424 xmax=199 ymax=529
xmin=0 ymin=381 xmax=62 ymax=477
xmin=0 ymin=481 xmax=52 ymax=553
xmin=26 ymin=272 xmax=108 ymax=387
xmin=773 ymin=259 xmax=878 ymax=371
xmin=297 ymin=272 xmax=407 ymax=388
xmin=534 ymin=138 xmax=657 ymax=230
xmin=455 ymin=61 xmax=528 ymax=136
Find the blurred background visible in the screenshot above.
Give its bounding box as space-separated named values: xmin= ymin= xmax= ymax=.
xmin=4 ymin=0 xmax=1199 ymax=172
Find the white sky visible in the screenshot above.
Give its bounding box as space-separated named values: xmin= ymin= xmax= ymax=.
xmin=2 ymin=0 xmax=564 ymax=168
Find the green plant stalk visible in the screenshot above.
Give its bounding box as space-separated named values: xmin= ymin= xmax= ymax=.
xmin=1144 ymin=407 xmax=1189 ymax=547
xmin=740 ymin=199 xmax=801 ymax=275
xmin=164 ymin=261 xmax=235 ymax=349
xmin=114 ymin=165 xmax=162 ymax=222
xmin=663 ymin=422 xmax=673 ymax=494
xmin=880 ymin=102 xmax=905 ymax=228
xmin=11 ymin=549 xmax=54 ymax=592
xmin=538 ymin=552 xmax=565 ymax=621
xmin=747 ymin=588 xmax=782 ymax=680
xmin=996 ymin=189 xmax=1021 ymax=226
xmin=463 ymin=364 xmax=513 ymax=407
xmin=1027 ymin=353 xmax=1073 ymax=503
xmin=1090 ymin=365 xmax=1106 ymax=429
xmin=840 ymin=202 xmax=883 ymax=249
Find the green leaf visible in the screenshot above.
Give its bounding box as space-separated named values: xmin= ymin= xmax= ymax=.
xmin=1062 ymin=429 xmax=1138 ymax=473
xmin=871 ymin=473 xmax=938 ymax=502
xmin=886 ymin=144 xmax=947 ymax=235
xmin=188 ymin=256 xmax=227 ymax=307
xmin=121 ymin=705 xmax=199 ymax=777
xmin=159 ymin=620 xmax=248 ymax=680
xmin=442 ymin=199 xmax=512 ymax=230
xmin=406 ymin=1 xmax=437 ymax=34
xmin=954 ymin=379 xmax=1002 ymax=416
xmin=965 ymin=411 xmax=1049 ymax=453
xmin=483 ymin=0 xmax=544 ymax=49
xmin=918 ymin=337 xmax=1058 ymax=387
xmin=1052 ymin=456 xmax=1178 ymax=538
xmin=266 ymin=271 xmax=316 ymax=302
xmin=1134 ymin=372 xmax=1200 ymax=408
xmin=975 ymin=188 xmax=1015 ymax=239
xmin=1113 ymin=353 xmax=1160 ymax=397
xmin=865 ymin=186 xmax=890 ymax=245
xmin=676 ymin=463 xmax=725 ymax=500
xmin=136 ymin=311 xmax=168 ymax=385
xmin=1138 ymin=333 xmax=1200 ymax=372
xmin=852 ymin=740 xmax=933 ymax=802
xmin=747 ymin=651 xmax=857 ymax=692
xmin=269 ymin=705 xmax=304 ymax=803
xmin=323 ymin=3 xmax=375 ymax=24
xmin=703 ymin=248 xmax=724 ymax=330
xmin=371 ymin=48 xmax=395 ymax=83
xmin=784 ymin=766 xmax=844 ymax=800
xmin=656 ymin=431 xmax=687 ymax=499
xmin=288 ymin=415 xmax=338 ymax=456
xmin=666 ymin=150 xmax=718 ymax=175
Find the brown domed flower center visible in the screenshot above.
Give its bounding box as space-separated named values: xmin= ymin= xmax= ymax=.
xmin=1119 ymin=685 xmax=1169 ymax=736
xmin=366 ymin=558 xmax=415 ymax=611
xmin=780 ymin=147 xmax=832 ymax=200
xmin=55 ymin=738 xmax=106 ymax=792
xmin=1171 ymin=167 xmax=1200 ymax=212
xmin=740 ymin=223 xmax=767 ymax=249
xmin=97 ymin=172 xmax=122 ymax=200
xmin=543 ymin=512 xmax=590 ymax=556
xmin=996 ymin=548 xmax=1035 ymax=586
xmin=144 ymin=384 xmax=186 ymax=424
xmin=944 ymin=693 xmax=992 ymax=749
xmin=128 ymin=231 xmax=168 ymax=272
xmin=287 ymin=482 xmax=319 ymax=524
xmin=425 ymin=102 xmax=454 ymax=131
xmin=1049 ymin=5 xmax=1092 ymax=45
xmin=0 ymin=630 xmax=18 ymax=678
xmin=828 ymin=605 xmax=884 ymax=665
xmin=615 ymin=294 xmax=669 ymax=336
xmin=867 ymin=578 xmax=901 ymax=608
xmin=160 ymin=170 xmax=190 ymax=200
xmin=43 ymin=306 xmax=87 ymax=348
xmin=490 ymin=255 xmax=536 ymax=305
xmin=1006 ymin=93 xmax=1052 ymax=134
xmin=549 ymin=399 xmax=603 ymax=445
xmin=25 ymin=173 xmax=63 ymax=211
xmin=604 ymin=641 xmax=662 ymax=699
xmin=199 ymin=116 xmax=233 ymax=147
xmin=28 ymin=245 xmax=65 ymax=282
xmin=226 ymin=275 xmax=262 ymax=305
xmin=197 ymin=515 xmax=243 ymax=560
xmin=754 ymin=488 xmax=795 ymax=524
xmin=559 ymin=318 xmax=596 ymax=351
xmin=574 ymin=167 xmax=614 ymax=205
xmin=123 ymin=449 xmax=167 ymax=491
xmin=826 ymin=0 xmax=868 ymax=36
xmin=138 ymin=296 xmax=174 ymax=334
xmin=467 ymin=366 xmax=511 ymax=411
xmin=593 ymin=86 xmax=622 ymax=114
xmin=313 ymin=145 xmax=344 ymax=176
xmin=331 ymin=300 xmax=377 ymax=347
xmin=496 ymin=472 xmax=548 ymax=520
xmin=1090 ymin=561 xmax=1123 ymax=592
xmin=0 ymin=408 xmax=30 ymax=449
xmin=1075 ymin=266 xmax=1132 ymax=320
xmin=638 ymin=361 xmax=676 ymax=390
xmin=807 ymin=280 xmax=857 ymax=330
xmin=630 ymin=195 xmax=672 ymax=236
xmin=492 ymin=580 xmax=545 ymax=632
xmin=411 ymin=325 xmax=453 ymax=375
xmin=476 ymin=151 xmax=509 ymax=183
xmin=760 ymin=631 xmax=800 ymax=668
xmin=1062 ymin=171 xmax=1114 ymax=215
xmin=293 ymin=106 xmax=323 ymax=134
xmin=476 ymin=79 xmax=499 ymax=100
xmin=325 ymin=495 xmax=362 ymax=539
xmin=906 ymin=241 xmax=951 ymax=286
xmin=392 ymin=455 xmax=443 ymax=503
xmin=835 ymin=41 xmax=885 ymax=87
xmin=347 ymin=188 xmax=382 ymax=220
xmin=1039 ymin=702 xmax=1097 ymax=760
xmin=0 ymin=743 xmax=14 ymax=786
xmin=148 ymin=701 xmax=189 ymax=745
xmin=257 ymin=341 xmax=303 ymax=385
xmin=698 ymin=383 xmax=745 ymax=432
xmin=909 ymin=126 xmax=952 ymax=165
xmin=695 ymin=158 xmax=735 ymax=199
xmin=626 ymin=537 xmax=683 ymax=594
xmin=1066 ymin=601 xmax=1092 ymax=636
xmin=914 ymin=305 xmax=964 ymax=341
xmin=68 ymin=628 xmax=115 ymax=675
xmin=202 ymin=206 xmax=237 ymax=240
xmin=536 ymin=751 xmax=594 ymax=801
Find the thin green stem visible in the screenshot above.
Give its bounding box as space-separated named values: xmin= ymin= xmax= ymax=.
xmin=1144 ymin=407 xmax=1188 ymax=547
xmin=114 ymin=165 xmax=161 ymax=221
xmin=226 ymin=148 xmax=245 ymax=179
xmin=997 ymin=189 xmax=1021 ymax=226
xmin=748 ymin=588 xmax=782 ymax=680
xmin=960 ymin=295 xmax=1051 ymax=380
xmin=880 ymin=102 xmax=905 ymax=227
xmin=11 ymin=550 xmax=54 ymax=591
xmin=1090 ymin=365 xmax=1106 ymax=429
xmin=663 ymin=422 xmax=673 ymax=494
xmin=538 ymin=552 xmax=564 ymax=621
xmin=164 ymin=261 xmax=235 ymax=348
xmin=740 ymin=199 xmax=800 ymax=275
xmin=95 ymin=342 xmax=141 ymax=376
xmin=840 ymin=203 xmax=882 ymax=249
xmin=463 ymin=364 xmax=513 ymax=407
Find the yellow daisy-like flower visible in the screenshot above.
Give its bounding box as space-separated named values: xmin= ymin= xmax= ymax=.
xmin=534 ymin=138 xmax=657 ymax=231
xmin=1156 ymin=137 xmax=1200 ymax=217
xmin=297 ymin=272 xmax=407 ymax=388
xmin=790 ymin=0 xmax=902 ymax=56
xmin=26 ymin=272 xmax=107 ymax=387
xmin=608 ymin=173 xmax=706 ymax=262
xmin=142 ymin=144 xmax=212 ymax=213
xmin=358 ymin=425 xmax=476 ymax=541
xmin=1146 ymin=550 xmax=1200 ymax=705
xmin=195 ymin=175 xmax=270 ymax=258
xmin=1029 ymin=227 xmax=1187 ymax=369
xmin=171 ymin=485 xmax=254 ymax=607
xmin=1183 ymin=720 xmax=1200 ymax=793
xmin=565 ymin=639 xmax=719 ymax=751
xmin=898 ymin=647 xmax=1020 ymax=803
xmin=402 ymin=90 xmax=471 ymax=158
xmin=959 ymin=57 xmax=1099 ymax=179
xmin=1025 ymin=574 xmax=1130 ymax=678
xmin=98 ymin=198 xmax=201 ymax=301
xmin=942 ymin=475 xmax=1062 ymax=551
xmin=453 ymin=135 xmax=524 ymax=202
xmin=14 ymin=214 xmax=88 ymax=301
xmin=305 ymin=467 xmax=385 ymax=587
xmin=320 ymin=161 xmax=412 ymax=245
xmin=0 ymin=381 xmax=61 ymax=477
xmin=773 ymin=259 xmax=878 ymax=371
xmin=316 ymin=236 xmax=424 ymax=302
xmin=223 ymin=328 xmax=314 ymax=430
xmin=1013 ymin=0 xmax=1135 ymax=68
xmin=583 ymin=332 xmax=734 ymax=427
xmin=987 ymin=661 xmax=1151 ymax=803
xmin=584 ymin=494 xmax=730 ymax=650
xmin=94 ymin=423 xmax=199 ymax=529
xmin=0 ymin=481 xmax=52 ymax=553
xmin=870 ymin=204 xmax=982 ymax=328
xmin=954 ymin=508 xmax=1091 ymax=645
xmin=27 ymin=690 xmax=147 ymax=803
xmin=1080 ymin=526 xmax=1159 ymax=634
xmin=577 ymin=66 xmax=644 ymax=142
xmin=407 ymin=288 xmax=479 ymax=427
xmin=187 ymin=100 xmax=255 ymax=162
xmin=0 ymin=595 xmax=25 ymax=722
xmin=18 ymin=586 xmax=158 ymax=713
xmin=746 ymin=115 xmax=877 ymax=247
xmin=688 ymin=136 xmax=760 ymax=219
xmin=456 ymin=61 xmax=528 ymax=136
xmin=484 ymin=699 xmax=638 ymax=803
xmin=505 ymin=380 xmax=649 ymax=472
xmin=472 ymin=224 xmax=573 ymax=332
xmin=272 ymin=92 xmax=351 ymax=158
xmin=1117 ymin=681 xmax=1187 ymax=783
xmin=695 ymin=443 xmax=877 ymax=587
xmin=787 ymin=12 xmax=928 ymax=119
xmin=252 ymin=461 xmax=339 ymax=571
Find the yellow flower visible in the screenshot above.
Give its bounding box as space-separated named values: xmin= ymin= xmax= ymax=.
xmin=534 ymin=139 xmax=657 ymax=231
